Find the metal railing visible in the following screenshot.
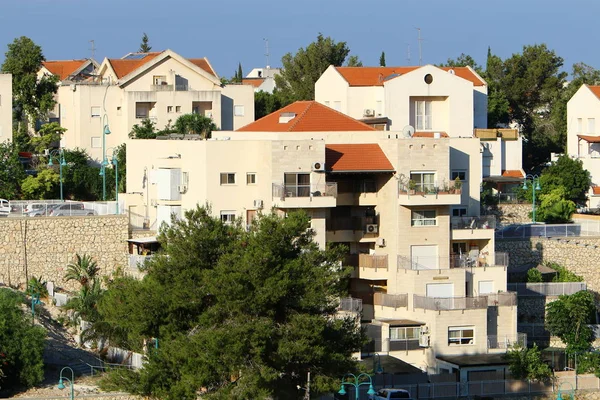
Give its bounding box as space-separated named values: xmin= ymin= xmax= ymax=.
xmin=336 ymin=180 xmax=377 ymax=194
xmin=374 ymin=292 xmax=408 ymax=308
xmin=507 ymin=282 xmax=587 ymax=296
xmin=326 ymin=216 xmax=364 ymax=231
xmin=128 ymin=254 xmax=153 ymax=269
xmin=399 ymin=180 xmax=461 ymax=196
xmin=487 ymin=333 xmax=527 ymax=350
xmin=338 ymin=297 xmax=362 ymax=313
xmin=175 ymin=84 xmax=189 ymax=91
xmin=413 ymin=295 xmax=488 ymax=311
xmin=129 ymin=211 xmax=157 ymax=231
xmin=496 ymin=223 xmax=585 ymax=239
xmin=397 ymin=253 xmax=508 ymax=270
xmin=358 ymin=254 xmax=388 ymax=270
xmin=272 ymin=182 xmax=337 ymax=198
xmin=497 ymin=193 xmax=528 ymax=204
xmin=451 ymin=215 xmax=496 ymax=230
xmin=486 ymin=292 xmax=517 ymax=306
xmin=8 ymin=200 xmax=124 ymax=217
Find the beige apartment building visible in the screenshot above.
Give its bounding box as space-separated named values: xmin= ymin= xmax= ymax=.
xmin=40 ymin=50 xmax=254 ymax=162
xmin=124 ymin=101 xmax=519 ymax=376
xmin=0 ymin=74 xmax=12 ymax=142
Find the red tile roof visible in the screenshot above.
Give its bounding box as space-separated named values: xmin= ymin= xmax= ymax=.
xmin=326 ymin=144 xmax=394 ymax=172
xmin=108 ymin=52 xmax=162 ymax=79
xmin=578 ymin=134 xmax=600 ymax=143
xmin=42 ymin=60 xmax=89 ymax=80
xmin=242 ymin=78 xmax=265 ymax=88
xmin=592 ymin=186 xmax=600 ymax=195
xmin=237 ymin=101 xmax=376 ymax=132
xmin=413 ymin=131 xmax=449 ymax=138
xmin=188 ymin=58 xmax=217 ymax=77
xmin=501 ymin=170 xmax=524 ymax=178
xmin=588 ymin=85 xmax=600 ymax=99
xmin=335 ymin=66 xmax=485 ymax=87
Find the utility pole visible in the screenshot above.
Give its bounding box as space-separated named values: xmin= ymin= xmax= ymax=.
xmin=416 ymin=27 xmax=423 ymax=65
xmin=263 ymin=38 xmax=270 ymax=68
xmin=89 ymin=40 xmax=96 ymax=60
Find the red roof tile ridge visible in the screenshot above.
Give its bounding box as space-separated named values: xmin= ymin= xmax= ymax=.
xmin=286 ymin=101 xmax=313 ymax=131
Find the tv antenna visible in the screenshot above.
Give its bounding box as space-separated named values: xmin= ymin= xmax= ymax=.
xmin=406 ymin=43 xmax=411 ymax=65
xmin=415 ymin=27 xmax=423 ymax=65
xmin=263 ymin=38 xmax=270 ymax=68
xmin=89 ymin=40 xmax=96 ymax=60
xmin=402 ymin=125 xmax=415 ymax=138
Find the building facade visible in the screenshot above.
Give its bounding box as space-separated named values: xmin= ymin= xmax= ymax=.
xmin=0 ymin=74 xmax=11 ymax=143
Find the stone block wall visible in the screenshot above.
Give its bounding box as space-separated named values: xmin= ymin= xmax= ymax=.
xmin=484 ymin=203 xmax=533 ymax=226
xmin=0 ymin=215 xmax=129 ymax=290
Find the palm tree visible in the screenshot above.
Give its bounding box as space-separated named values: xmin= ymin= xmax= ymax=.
xmin=174 ymin=113 xmax=217 ymax=138
xmin=64 ymin=254 xmax=100 ymax=289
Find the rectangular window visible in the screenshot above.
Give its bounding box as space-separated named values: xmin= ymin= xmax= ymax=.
xmin=167 ymin=106 xmax=173 ymax=113
xmin=410 ymin=172 xmax=435 ymax=192
xmin=220 ymin=173 xmax=236 ymax=185
xmin=234 ymin=105 xmax=245 ymax=117
xmin=451 ymin=170 xmax=467 ymax=182
xmin=588 ymin=118 xmax=596 ymax=134
xmin=390 ymin=326 xmax=421 ymax=341
xmin=452 ymin=242 xmax=467 ymax=255
xmin=91 ymin=106 xmax=101 ymax=117
xmin=176 ymin=106 xmax=181 ymax=113
xmin=246 ymin=173 xmax=256 ymax=185
xmin=220 ymin=211 xmax=235 ymax=224
xmin=284 ymin=173 xmax=310 ymax=197
xmin=448 ymin=326 xmax=474 ymax=345
xmin=578 ymin=118 xmax=583 ymax=133
xmin=153 ymin=75 xmax=167 ymax=85
xmin=136 ymin=104 xmax=149 ymax=119
xmin=452 ymin=207 xmax=467 ymax=217
xmin=415 ymin=100 xmax=432 ymax=130
xmin=411 ymin=210 xmax=437 ymax=226
xmin=91 ymin=137 xmax=101 ymax=148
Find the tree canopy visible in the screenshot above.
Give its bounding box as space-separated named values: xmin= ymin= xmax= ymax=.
xmin=96 ymin=207 xmax=362 ymax=399
xmin=505 ymin=344 xmax=552 ymax=382
xmin=539 ymin=154 xmax=591 ymax=205
xmin=274 ymin=33 xmax=350 ymax=103
xmin=379 ymin=51 xmax=386 ymax=67
xmin=546 ymin=290 xmax=596 ymax=354
xmin=0 ymin=142 xmax=26 ymax=199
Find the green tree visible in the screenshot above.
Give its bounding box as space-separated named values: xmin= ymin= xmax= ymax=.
xmin=379 ymin=51 xmax=386 ymax=67
xmin=1 ymin=36 xmax=58 ymax=149
xmin=174 ymin=113 xmax=217 ymax=138
xmin=546 ymin=262 xmax=583 ymax=282
xmin=61 ymin=148 xmax=104 ymax=200
xmin=546 ymin=291 xmax=596 ymax=354
xmin=484 ymin=47 xmax=510 ymax=128
xmin=534 ymin=187 xmax=576 ymax=223
xmin=237 ymin=62 xmax=243 ymax=83
xmin=30 ymin=122 xmax=66 ymax=154
xmin=275 ymin=33 xmax=350 ymax=102
xmin=527 ymin=268 xmax=543 ymax=282
xmin=96 ymin=207 xmax=362 ymax=399
xmin=439 ymin=53 xmax=482 ymax=73
xmin=139 ymin=33 xmax=152 ymax=53
xmin=0 ymin=141 xmax=26 ymax=199
xmin=346 ymin=55 xmax=363 ymax=67
xmin=65 ymin=254 xmax=100 ymax=289
xmin=129 ymin=118 xmax=157 ymax=139
xmin=539 ymin=155 xmax=591 ymax=205
xmin=505 ymin=344 xmax=552 ymax=382
xmin=20 ymin=168 xmax=59 ymax=200
xmin=254 ymin=90 xmax=284 ymax=120
xmin=0 ymin=289 xmax=46 ymax=391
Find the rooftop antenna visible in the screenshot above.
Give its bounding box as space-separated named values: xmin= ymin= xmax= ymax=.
xmin=263 ymin=38 xmax=270 ymax=69
xmin=406 ymin=43 xmax=411 ymax=65
xmin=89 ymin=40 xmax=96 ymax=60
xmin=416 ymin=27 xmax=423 ymax=65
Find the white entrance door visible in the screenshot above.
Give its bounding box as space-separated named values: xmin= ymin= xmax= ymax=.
xmin=411 ymin=245 xmax=438 ymax=269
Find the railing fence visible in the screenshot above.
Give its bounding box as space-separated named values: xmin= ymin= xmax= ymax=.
xmin=507 ymin=282 xmax=587 ymax=296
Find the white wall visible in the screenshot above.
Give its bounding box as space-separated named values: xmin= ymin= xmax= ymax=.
xmin=0 ymin=74 xmax=12 ymax=142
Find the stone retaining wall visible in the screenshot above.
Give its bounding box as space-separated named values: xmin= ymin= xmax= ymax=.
xmin=0 ymin=216 xmax=129 ymax=290
xmin=485 ymin=203 xmax=533 ymax=226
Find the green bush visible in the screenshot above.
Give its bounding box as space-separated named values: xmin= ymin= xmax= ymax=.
xmin=527 ymin=268 xmax=543 ymax=282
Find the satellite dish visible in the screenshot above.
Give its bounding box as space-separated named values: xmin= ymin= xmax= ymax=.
xmin=402 ymin=125 xmax=415 ymax=138
xmin=449 ymin=68 xmax=456 ymax=75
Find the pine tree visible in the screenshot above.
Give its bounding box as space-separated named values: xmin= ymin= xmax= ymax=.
xmin=139 ymin=33 xmax=152 ymax=53
xmin=237 ymin=62 xmax=243 ymax=83
xmin=380 ymin=51 xmax=386 ymax=67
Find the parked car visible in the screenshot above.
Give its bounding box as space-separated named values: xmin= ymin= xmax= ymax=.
xmin=24 ymin=203 xmax=54 ymax=216
xmin=0 ymin=199 xmax=10 ymax=217
xmin=49 ymin=203 xmax=96 ymax=217
xmin=374 ymin=388 xmax=412 ymax=399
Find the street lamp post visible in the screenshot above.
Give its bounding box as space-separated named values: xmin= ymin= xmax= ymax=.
xmin=338 ymin=373 xmax=376 ymax=400
xmin=522 ymin=174 xmax=541 ymax=223
xmin=556 ymin=381 xmax=574 ymax=400
xmin=101 ymin=114 xmax=111 ymax=201
xmin=373 ymin=353 xmax=384 ymax=375
xmin=57 ymin=366 xmax=75 ymax=400
xmin=28 ymin=284 xmax=41 ymax=324
xmin=48 ymin=149 xmax=67 ymax=201
xmin=104 ymin=147 xmax=120 ymax=214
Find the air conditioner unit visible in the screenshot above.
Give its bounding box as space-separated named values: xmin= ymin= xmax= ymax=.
xmin=363 ymin=109 xmax=375 ymax=117
xmin=376 ymin=237 xmax=386 ymax=247
xmin=419 ymin=334 xmax=430 ymax=347
xmin=177 ymin=185 xmax=187 ymax=194
xmin=253 ymin=199 xmax=264 ymax=209
xmin=312 ymin=162 xmax=325 ymax=172
xmin=421 ymin=325 xmax=429 ymax=334
xmin=366 ymin=224 xmax=378 ymax=234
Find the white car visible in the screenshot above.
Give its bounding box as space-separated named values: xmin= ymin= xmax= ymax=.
xmin=374 ymin=388 xmax=412 ymax=400
xmin=0 ymin=199 xmax=9 ymax=217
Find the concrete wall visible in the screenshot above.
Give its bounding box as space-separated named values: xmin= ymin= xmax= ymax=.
xmin=0 ymin=74 xmax=12 ymax=142
xmin=0 ymin=216 xmax=128 ymax=290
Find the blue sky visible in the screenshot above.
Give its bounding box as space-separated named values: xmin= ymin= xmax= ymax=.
xmin=0 ymin=0 xmax=598 ymax=78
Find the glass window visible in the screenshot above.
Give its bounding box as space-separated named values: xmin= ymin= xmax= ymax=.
xmin=410 ymin=172 xmax=435 ymax=192
xmin=589 ymin=118 xmax=596 ymax=134
xmin=390 ymin=326 xmax=421 ymax=340
xmin=411 ymin=210 xmax=437 ymax=226
xmin=220 ymin=173 xmax=235 ymax=185
xmin=415 ymin=100 xmax=432 ymax=130
xmin=452 ymin=208 xmax=467 ymax=217
xmin=284 ymin=173 xmax=310 ymax=197
xmin=176 ymin=106 xmax=181 ymax=113
xmin=451 ymin=170 xmax=467 ymax=182
xmin=452 ymin=242 xmax=467 ymax=254
xmin=448 ymin=326 xmax=474 ymax=345
xmin=167 ymin=106 xmax=173 ymax=113
xmin=220 ymin=211 xmax=235 ymax=224
xmin=246 ymin=173 xmax=256 ymax=185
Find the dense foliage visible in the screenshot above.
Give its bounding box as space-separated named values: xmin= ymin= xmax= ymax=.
xmin=546 ymin=291 xmax=596 ymax=354
xmin=0 ymin=289 xmax=46 ymax=391
xmin=96 ymin=207 xmax=362 ymax=399
xmin=129 ymin=114 xmax=217 ymax=139
xmin=0 ymin=142 xmax=26 ymax=199
xmin=505 ymin=344 xmax=552 ymax=382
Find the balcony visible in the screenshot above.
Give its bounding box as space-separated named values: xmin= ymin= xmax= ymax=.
xmin=487 ymin=333 xmax=527 ymax=350
xmin=507 ymin=282 xmax=587 ymax=296
xmin=397 ymin=253 xmax=508 ymax=270
xmin=326 ymin=217 xmax=375 ymax=242
xmin=150 ymin=84 xmax=174 ymax=91
xmin=272 ymin=182 xmax=337 ymax=208
xmin=398 ymin=181 xmax=461 ymax=206
xmin=413 ymin=295 xmax=488 ymax=311
xmin=374 ymin=292 xmax=408 ymax=309
xmin=451 ymin=216 xmax=496 ymax=240
xmin=335 ymin=180 xmax=379 ymax=206
xmin=338 ymin=297 xmax=363 ymax=313
xmin=356 ymin=254 xmax=388 ymax=280
xmin=486 ymin=292 xmax=517 ymax=307
xmin=474 ymin=128 xmax=519 ymax=141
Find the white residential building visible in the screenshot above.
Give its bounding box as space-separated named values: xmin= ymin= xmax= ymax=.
xmin=243 ymin=67 xmax=281 ymax=93
xmin=0 ymin=74 xmax=12 ymax=143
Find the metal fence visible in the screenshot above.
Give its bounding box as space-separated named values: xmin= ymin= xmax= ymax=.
xmin=374 ymin=293 xmax=408 ymax=309
xmin=496 ymin=223 xmax=594 ymax=239
xmin=413 ymin=295 xmax=488 ymax=311
xmin=397 ymin=253 xmax=509 ymax=270
xmin=486 ymin=291 xmax=517 ymax=307
xmin=487 ymin=333 xmax=527 ymax=349
xmin=272 ymin=182 xmax=337 ymax=198
xmin=507 ymin=282 xmax=587 ymax=296
xmin=8 ymin=200 xmax=124 ymax=217
xmin=338 ymin=297 xmax=362 ymax=313
xmin=451 ymin=215 xmax=496 ymax=230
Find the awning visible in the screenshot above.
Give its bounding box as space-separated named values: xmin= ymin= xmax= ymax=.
xmin=376 ymin=319 xmax=425 ymax=326
xmin=578 ymin=134 xmax=600 ymax=143
xmin=326 ymin=144 xmax=395 ymax=173
xmin=127 ymin=236 xmax=158 ymax=245
xmin=436 ymin=353 xmax=508 ymax=368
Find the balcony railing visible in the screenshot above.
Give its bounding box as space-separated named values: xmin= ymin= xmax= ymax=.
xmin=359 ymin=254 xmax=388 ymax=270
xmin=272 ymin=182 xmax=337 ymax=198
xmin=326 ymin=216 xmax=364 ymax=231
xmin=487 ymin=333 xmax=527 ymax=350
xmin=486 ymin=292 xmax=517 ymax=307
xmin=128 ymin=254 xmax=153 ymax=269
xmin=336 ymin=180 xmax=377 ymax=194
xmin=451 ymin=215 xmax=496 ymax=230
xmin=338 ymin=297 xmax=362 ymax=313
xmin=507 ymin=282 xmax=587 ymax=296
xmin=374 ymin=292 xmax=408 ymax=308
xmin=474 ymin=128 xmax=519 ymax=140
xmin=397 ymin=253 xmax=508 ymax=270
xmin=413 ymin=295 xmax=488 ymax=310
xmin=399 ymin=180 xmax=461 ymax=196
xmin=150 ymin=84 xmax=174 ymax=91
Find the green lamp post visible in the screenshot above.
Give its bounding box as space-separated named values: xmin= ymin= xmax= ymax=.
xmin=57 ymin=366 xmax=75 ymax=400
xmin=373 ymin=353 xmax=384 ymax=375
xmin=522 ymin=174 xmax=541 ymax=223
xmin=338 ymin=373 xmax=376 ymax=400
xmin=101 ymin=114 xmax=111 ymax=201
xmin=28 ymin=284 xmax=42 ymax=323
xmin=556 ymin=381 xmax=574 ymax=400
xmin=48 ymin=149 xmax=67 ymax=201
